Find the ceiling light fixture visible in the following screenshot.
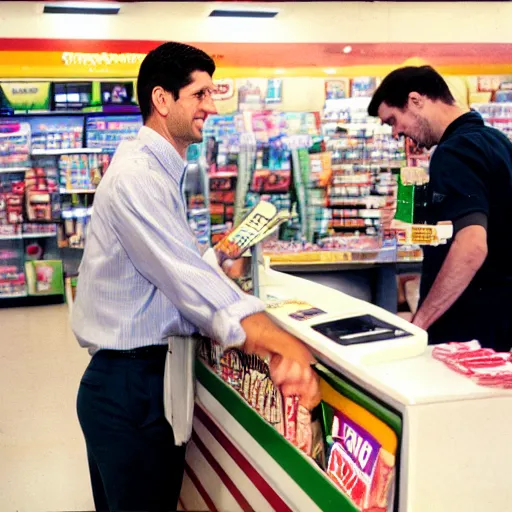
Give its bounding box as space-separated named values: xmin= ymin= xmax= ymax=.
xmin=343 ymin=46 xmax=353 ymax=54
xmin=209 ymin=9 xmax=279 ymax=19
xmin=43 ymin=2 xmax=121 ymax=15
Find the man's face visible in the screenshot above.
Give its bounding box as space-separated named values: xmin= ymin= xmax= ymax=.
xmin=378 ymin=98 xmax=438 ymax=149
xmin=166 ymin=70 xmax=217 ymax=147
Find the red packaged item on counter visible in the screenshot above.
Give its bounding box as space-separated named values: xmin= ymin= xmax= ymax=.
xmin=432 ymin=340 xmax=512 ymax=388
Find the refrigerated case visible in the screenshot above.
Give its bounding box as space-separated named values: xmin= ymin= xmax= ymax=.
xmin=180 ymin=263 xmax=512 ymax=512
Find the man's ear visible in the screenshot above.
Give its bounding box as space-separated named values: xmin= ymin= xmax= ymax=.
xmin=151 ymin=86 xmax=172 ymax=117
xmin=408 ymin=92 xmax=425 ymax=110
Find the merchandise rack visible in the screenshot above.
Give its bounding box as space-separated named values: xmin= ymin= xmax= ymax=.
xmin=0 ymin=110 xmax=143 ymax=306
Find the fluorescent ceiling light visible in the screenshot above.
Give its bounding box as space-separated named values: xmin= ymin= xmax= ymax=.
xmin=209 ymin=9 xmax=278 ymax=19
xmin=343 ymin=46 xmax=353 ymax=54
xmin=43 ymin=3 xmax=120 ymax=15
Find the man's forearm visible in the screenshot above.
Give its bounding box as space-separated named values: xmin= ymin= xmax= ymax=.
xmin=413 ymin=226 xmax=487 ymax=330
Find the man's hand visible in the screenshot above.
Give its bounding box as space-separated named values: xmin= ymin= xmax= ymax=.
xmin=269 ymin=354 xmax=321 ymax=410
xmin=221 ymin=256 xmax=249 ymax=280
xmin=241 ymin=312 xmax=320 ymax=408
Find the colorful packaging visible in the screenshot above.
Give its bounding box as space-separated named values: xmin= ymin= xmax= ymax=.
xmin=432 ymin=340 xmax=512 ymax=388
xmin=326 ymin=412 xmax=395 ymax=512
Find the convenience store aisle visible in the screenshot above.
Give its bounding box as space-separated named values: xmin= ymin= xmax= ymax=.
xmin=0 ymin=305 xmax=94 ymax=512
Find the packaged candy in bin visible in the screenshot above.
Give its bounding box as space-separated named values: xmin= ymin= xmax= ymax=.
xmin=326 ymin=412 xmax=395 ymax=512
xmin=296 ymin=404 xmax=313 ymax=456
xmin=284 ymin=395 xmax=299 ymax=445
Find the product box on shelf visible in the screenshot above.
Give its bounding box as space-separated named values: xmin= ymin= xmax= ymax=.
xmin=24 ymin=259 xmax=64 ymax=296
xmin=0 ymin=239 xmax=26 ymax=298
xmin=24 ymin=165 xmax=60 ymax=222
xmin=0 ymin=121 xmax=31 ymax=169
xmin=86 ymin=114 xmax=142 ymax=151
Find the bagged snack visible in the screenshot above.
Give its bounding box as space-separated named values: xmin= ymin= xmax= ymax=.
xmin=326 ymin=412 xmax=395 ymax=512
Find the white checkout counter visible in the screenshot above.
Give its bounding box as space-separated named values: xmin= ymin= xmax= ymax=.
xmin=180 ymin=263 xmax=512 ymax=512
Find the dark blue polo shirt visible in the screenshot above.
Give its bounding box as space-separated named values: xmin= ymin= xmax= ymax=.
xmin=420 ymin=111 xmax=512 ymax=351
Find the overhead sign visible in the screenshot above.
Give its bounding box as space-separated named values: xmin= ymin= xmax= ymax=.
xmin=0 ymin=82 xmax=51 ymax=110
xmin=62 ymin=52 xmax=146 ymax=67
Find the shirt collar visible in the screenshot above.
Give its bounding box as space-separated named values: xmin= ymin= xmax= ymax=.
xmin=439 ymin=110 xmax=484 ymax=145
xmin=137 ymin=126 xmax=186 ymax=183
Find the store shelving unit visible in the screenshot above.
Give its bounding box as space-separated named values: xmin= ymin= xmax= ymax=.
xmin=320 ymin=97 xmax=405 ymax=239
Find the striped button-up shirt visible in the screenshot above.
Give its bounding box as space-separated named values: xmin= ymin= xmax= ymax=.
xmin=72 ymin=126 xmax=265 ymax=354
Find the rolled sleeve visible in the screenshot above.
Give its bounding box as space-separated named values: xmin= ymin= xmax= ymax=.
xmin=212 ymin=295 xmax=266 ymax=348
xmin=109 ymin=169 xmax=265 ymax=347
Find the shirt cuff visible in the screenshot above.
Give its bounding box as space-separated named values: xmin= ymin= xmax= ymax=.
xmin=211 ymin=294 xmax=266 ymax=349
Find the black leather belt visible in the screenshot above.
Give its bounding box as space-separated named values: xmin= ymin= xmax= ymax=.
xmin=99 ymin=345 xmax=168 ymax=360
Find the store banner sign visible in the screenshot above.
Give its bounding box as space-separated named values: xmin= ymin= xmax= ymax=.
xmin=0 ymin=82 xmax=51 ymax=110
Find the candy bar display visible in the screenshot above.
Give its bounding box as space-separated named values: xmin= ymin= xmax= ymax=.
xmin=198 ymin=339 xmax=319 ymax=459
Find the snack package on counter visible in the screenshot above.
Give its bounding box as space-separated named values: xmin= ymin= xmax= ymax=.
xmin=326 ymin=412 xmax=395 ymax=512
xmin=432 ymin=340 xmax=512 ymax=388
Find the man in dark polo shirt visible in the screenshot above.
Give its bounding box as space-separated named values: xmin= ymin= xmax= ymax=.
xmin=368 ymin=65 xmax=512 ymax=352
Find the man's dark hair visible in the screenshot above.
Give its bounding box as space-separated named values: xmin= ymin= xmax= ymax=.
xmin=137 ymin=42 xmax=216 ymax=122
xmin=368 ymin=65 xmax=455 ymax=117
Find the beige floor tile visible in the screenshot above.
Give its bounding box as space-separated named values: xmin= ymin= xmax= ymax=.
xmin=0 ymin=305 xmax=93 ymax=512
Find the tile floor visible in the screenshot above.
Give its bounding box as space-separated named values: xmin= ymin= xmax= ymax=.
xmin=0 ymin=304 xmax=94 ymax=512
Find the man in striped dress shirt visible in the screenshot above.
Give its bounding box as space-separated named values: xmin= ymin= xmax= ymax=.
xmin=72 ymin=42 xmax=320 ymax=512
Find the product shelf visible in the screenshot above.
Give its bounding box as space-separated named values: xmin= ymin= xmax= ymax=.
xmin=32 ymin=148 xmax=102 ymax=156
xmin=0 ymin=167 xmax=31 ymax=174
xmin=59 ymin=188 xmax=96 ymax=194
